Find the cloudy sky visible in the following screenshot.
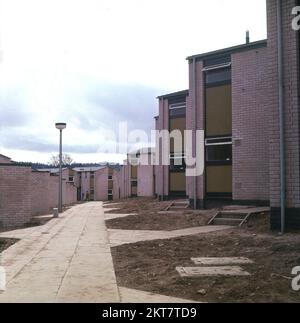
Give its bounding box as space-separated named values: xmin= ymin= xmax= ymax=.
xmin=0 ymin=0 xmax=267 ymax=164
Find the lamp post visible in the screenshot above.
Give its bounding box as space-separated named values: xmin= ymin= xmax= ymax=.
xmin=55 ymin=122 xmax=67 ymax=213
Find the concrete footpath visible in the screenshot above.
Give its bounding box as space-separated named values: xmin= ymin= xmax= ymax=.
xmin=0 ymin=202 xmax=227 ymax=303
xmin=0 ymin=203 xmax=119 ymax=303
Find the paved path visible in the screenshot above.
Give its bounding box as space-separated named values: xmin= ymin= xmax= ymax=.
xmin=0 ymin=202 xmax=229 ymax=303
xmin=108 ymin=226 xmax=231 ymax=247
xmin=0 ymin=203 xmax=119 ymax=303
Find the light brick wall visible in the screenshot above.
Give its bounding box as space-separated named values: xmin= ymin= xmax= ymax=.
xmin=95 ymin=167 xmax=108 ymax=201
xmin=0 ymin=166 xmax=77 ymax=227
xmin=137 ymin=165 xmax=154 ymax=197
xmin=267 ymin=0 xmax=300 ymax=208
xmin=187 ymin=60 xmax=205 ymax=202
xmin=0 ymin=155 xmax=12 ymax=164
xmin=112 ymin=168 xmax=122 ymax=200
xmin=31 ymin=171 xmax=52 ymax=215
xmin=31 ymin=171 xmax=77 ymax=216
xmin=231 ymin=47 xmax=270 ymax=202
xmin=0 ymin=166 xmax=32 ymax=227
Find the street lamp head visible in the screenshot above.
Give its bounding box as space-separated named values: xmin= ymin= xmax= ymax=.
xmin=55 ymin=122 xmax=67 ymax=130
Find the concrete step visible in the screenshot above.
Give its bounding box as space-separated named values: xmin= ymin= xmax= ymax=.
xmin=169 ymin=206 xmax=188 ymax=210
xmin=217 ymin=212 xmax=246 ymax=219
xmin=212 ymin=218 xmax=244 ymax=226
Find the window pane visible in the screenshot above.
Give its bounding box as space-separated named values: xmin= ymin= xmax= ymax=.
xmin=169 ymin=107 xmax=185 ymax=118
xmin=206 ymin=145 xmax=232 ymax=162
xmin=206 ymin=68 xmax=231 ymax=85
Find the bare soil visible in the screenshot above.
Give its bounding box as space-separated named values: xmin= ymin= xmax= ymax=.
xmin=0 ymin=238 xmax=18 ymax=254
xmin=112 ymin=228 xmax=300 ymax=303
xmin=104 ymin=198 xmax=216 ymax=231
xmin=109 ymin=199 xmax=300 ymax=303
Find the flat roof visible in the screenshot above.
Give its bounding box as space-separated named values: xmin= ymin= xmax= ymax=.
xmin=186 ymin=39 xmax=267 ymax=61
xmin=0 ymin=153 xmax=11 ymax=160
xmin=157 ymin=89 xmax=189 ymax=100
xmin=72 ymin=166 xmax=106 ymax=172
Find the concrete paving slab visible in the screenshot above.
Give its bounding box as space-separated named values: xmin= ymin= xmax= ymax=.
xmin=108 ymin=225 xmax=232 ymax=247
xmin=191 ymin=257 xmax=253 ymax=266
xmin=105 ymin=213 xmax=138 ymax=220
xmin=176 ymin=266 xmax=251 ymax=277
xmin=119 ymin=287 xmax=199 ymax=303
xmin=0 ymin=202 xmax=120 ymax=303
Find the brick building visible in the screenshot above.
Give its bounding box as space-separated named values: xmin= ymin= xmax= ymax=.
xmin=156 ymin=40 xmax=270 ymax=207
xmin=267 ymin=0 xmax=300 ymax=230
xmin=120 ymin=148 xmax=155 ymax=198
xmin=155 ymin=0 xmax=300 ymax=230
xmin=0 ymin=154 xmax=12 ymax=164
xmin=72 ymin=165 xmax=122 ymax=201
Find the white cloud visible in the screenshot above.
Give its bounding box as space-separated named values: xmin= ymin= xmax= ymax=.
xmin=0 ymin=0 xmax=267 ymax=163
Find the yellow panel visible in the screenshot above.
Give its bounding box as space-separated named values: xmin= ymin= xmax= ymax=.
xmin=108 ymin=180 xmax=113 ymax=189
xmin=170 ymin=172 xmax=186 ymax=192
xmin=206 ymin=84 xmax=232 ymax=136
xmin=131 ymin=166 xmax=137 ymax=178
xmin=109 ymin=168 xmax=113 ymax=175
xmin=170 ymin=117 xmax=185 ymax=133
xmin=206 ymin=165 xmax=232 ymax=193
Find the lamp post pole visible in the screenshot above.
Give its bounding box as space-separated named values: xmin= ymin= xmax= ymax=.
xmin=55 ymin=123 xmax=67 ymax=213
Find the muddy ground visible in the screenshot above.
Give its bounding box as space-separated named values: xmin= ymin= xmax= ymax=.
xmin=0 ymin=238 xmax=18 ymax=254
xmin=112 ymin=228 xmax=300 ymax=303
xmin=109 ymin=199 xmax=300 ymax=303
xmin=104 ymin=198 xmax=216 ymax=231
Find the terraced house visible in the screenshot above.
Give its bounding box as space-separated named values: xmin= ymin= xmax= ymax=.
xmin=156 ymin=0 xmax=300 ymax=230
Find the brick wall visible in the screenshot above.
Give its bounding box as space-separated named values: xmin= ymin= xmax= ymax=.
xmin=0 ymin=155 xmax=12 ymax=164
xmin=31 ymin=171 xmax=77 ymax=216
xmin=187 ymin=59 xmax=205 ymax=204
xmin=31 ymin=171 xmax=51 ymax=215
xmin=95 ymin=167 xmax=108 ymax=201
xmin=0 ymin=166 xmax=77 ymax=227
xmin=0 ymin=166 xmax=32 ymax=227
xmin=267 ymin=0 xmax=300 ymax=209
xmin=137 ymin=165 xmax=155 ymax=197
xmin=231 ymin=47 xmax=270 ymax=202
xmin=156 ymin=97 xmax=170 ymax=198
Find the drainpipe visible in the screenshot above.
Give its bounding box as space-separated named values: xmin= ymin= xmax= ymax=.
xmin=162 ymin=98 xmax=165 ymax=201
xmin=193 ymin=58 xmax=197 ymax=209
xmin=277 ymin=0 xmax=285 ymax=234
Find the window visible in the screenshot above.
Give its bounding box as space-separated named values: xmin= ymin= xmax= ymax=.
xmin=204 ymin=54 xmax=231 ymax=68
xmin=169 ymin=102 xmax=186 ymax=118
xmin=108 ymin=189 xmax=113 ymax=195
xmin=205 ymin=137 xmax=232 ymax=164
xmin=205 ymin=68 xmax=231 ymax=86
xmin=170 ymin=153 xmax=186 ymax=171
xmin=131 ymin=180 xmax=137 ymax=187
xmin=108 ymin=175 xmax=113 ymax=180
xmin=68 ymin=176 xmax=74 ymax=182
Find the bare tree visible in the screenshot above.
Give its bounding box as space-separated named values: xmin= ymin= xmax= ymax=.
xmin=48 ymin=154 xmax=74 ymax=167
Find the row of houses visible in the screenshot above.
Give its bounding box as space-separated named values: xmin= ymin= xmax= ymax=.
xmin=0 ymin=149 xmax=155 ymax=227
xmin=155 ymin=0 xmax=300 ymax=230
xmin=1 ymin=1 xmax=299 ymax=231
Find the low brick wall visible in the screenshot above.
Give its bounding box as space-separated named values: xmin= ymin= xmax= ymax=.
xmin=31 ymin=171 xmax=77 ymax=216
xmin=0 ymin=166 xmax=32 ymax=227
xmin=0 ymin=165 xmax=77 ymax=228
